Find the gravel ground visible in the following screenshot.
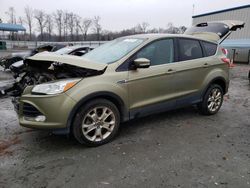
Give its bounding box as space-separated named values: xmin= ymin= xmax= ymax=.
xmin=0 ymin=61 xmax=249 ymax=188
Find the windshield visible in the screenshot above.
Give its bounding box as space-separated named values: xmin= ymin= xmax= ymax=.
xmin=54 ymin=47 xmax=75 ymax=55
xmin=82 ymin=38 xmax=145 ymax=64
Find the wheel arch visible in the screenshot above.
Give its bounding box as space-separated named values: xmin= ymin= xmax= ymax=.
xmin=203 ymin=76 xmax=228 ymax=96
xmin=66 ymin=91 xmax=129 ymax=131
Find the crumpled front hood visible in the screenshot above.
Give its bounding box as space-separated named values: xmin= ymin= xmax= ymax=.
xmin=27 ymin=51 xmax=107 ymax=71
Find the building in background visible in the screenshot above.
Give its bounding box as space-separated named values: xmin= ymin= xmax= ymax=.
xmin=192 ymin=5 xmax=250 ymax=64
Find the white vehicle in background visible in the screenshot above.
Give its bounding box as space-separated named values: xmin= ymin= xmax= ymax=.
xmin=1 ymin=45 xmax=94 ymax=96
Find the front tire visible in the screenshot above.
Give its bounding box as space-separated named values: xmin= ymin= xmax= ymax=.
xmin=198 ymin=84 xmax=224 ymax=115
xmin=72 ymin=99 xmax=120 ymax=146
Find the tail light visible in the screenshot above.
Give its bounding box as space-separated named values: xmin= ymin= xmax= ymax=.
xmin=221 ymin=48 xmax=228 ymax=55
xmin=221 ymin=48 xmax=235 ymax=68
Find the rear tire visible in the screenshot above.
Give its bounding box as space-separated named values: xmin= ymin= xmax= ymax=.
xmin=198 ymin=84 xmax=224 ymax=115
xmin=72 ymin=99 xmax=120 ymax=147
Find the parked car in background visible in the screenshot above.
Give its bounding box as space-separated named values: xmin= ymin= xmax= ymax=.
xmin=0 ymin=44 xmax=66 ymax=69
xmin=53 ymin=45 xmax=94 ymax=56
xmin=9 ymin=45 xmax=94 ymax=74
xmin=1 ymin=45 xmax=94 ymax=96
xmin=15 ymin=20 xmax=244 ymax=146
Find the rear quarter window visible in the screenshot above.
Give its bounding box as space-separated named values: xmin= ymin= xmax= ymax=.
xmin=202 ymin=41 xmax=217 ymax=57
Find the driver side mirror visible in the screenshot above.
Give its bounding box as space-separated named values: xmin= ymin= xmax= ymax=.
xmin=133 ymin=58 xmax=151 ymax=69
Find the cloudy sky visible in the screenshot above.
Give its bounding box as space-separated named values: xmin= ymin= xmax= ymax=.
xmin=0 ymin=0 xmax=250 ymax=31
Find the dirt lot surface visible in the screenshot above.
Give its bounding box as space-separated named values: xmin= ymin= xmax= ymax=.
xmin=0 ymin=59 xmax=249 ymax=187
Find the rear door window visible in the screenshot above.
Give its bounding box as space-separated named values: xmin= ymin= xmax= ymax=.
xmin=202 ymin=41 xmax=217 ymax=57
xmin=178 ymin=38 xmax=203 ymax=61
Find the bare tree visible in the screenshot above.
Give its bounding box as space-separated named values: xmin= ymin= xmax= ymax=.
xmin=79 ymin=18 xmax=92 ymax=41
xmin=74 ymin=15 xmax=81 ymax=41
xmin=92 ymin=16 xmax=102 ymax=41
xmin=141 ymin=22 xmax=149 ymax=33
xmin=18 ymin=17 xmax=23 ymax=25
xmin=68 ymin=12 xmax=75 ymax=40
xmin=135 ymin=22 xmax=149 ymax=33
xmin=62 ymin=11 xmax=69 ymax=41
xmin=166 ymin=22 xmax=178 ymax=34
xmin=5 ymin=7 xmax=16 ymax=24
xmin=54 ymin=10 xmax=63 ymax=41
xmin=16 ymin=17 xmax=24 ymax=40
xmin=34 ymin=9 xmax=47 ymax=41
xmin=45 ymin=14 xmax=53 ymax=40
xmin=24 ymin=6 xmax=33 ymax=40
xmin=148 ymin=28 xmax=159 ymax=33
xmin=134 ymin=24 xmax=143 ymax=33
xmin=5 ymin=7 xmax=17 ymax=40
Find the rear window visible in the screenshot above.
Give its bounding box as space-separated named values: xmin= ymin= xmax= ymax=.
xmin=202 ymin=41 xmax=217 ymax=57
xmin=185 ymin=22 xmax=230 ymax=39
xmin=178 ymin=38 xmax=203 ymax=61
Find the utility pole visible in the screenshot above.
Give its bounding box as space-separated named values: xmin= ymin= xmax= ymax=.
xmin=192 ymin=4 xmax=195 ymax=16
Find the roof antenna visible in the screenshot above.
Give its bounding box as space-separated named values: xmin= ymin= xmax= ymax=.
xmin=192 ymin=4 xmax=195 ymax=16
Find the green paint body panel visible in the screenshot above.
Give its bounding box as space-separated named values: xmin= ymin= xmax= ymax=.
xmin=19 ymin=89 xmax=76 ymax=129
xmin=18 ymin=34 xmax=230 ymax=131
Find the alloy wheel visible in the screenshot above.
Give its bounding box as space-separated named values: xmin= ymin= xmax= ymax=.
xmin=207 ymin=88 xmax=222 ymax=113
xmin=81 ymin=106 xmax=116 ymax=142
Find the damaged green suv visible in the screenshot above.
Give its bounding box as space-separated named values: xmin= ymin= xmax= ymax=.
xmin=17 ymin=20 xmax=244 ymax=146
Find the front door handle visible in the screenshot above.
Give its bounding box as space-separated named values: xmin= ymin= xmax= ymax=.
xmin=203 ymin=63 xmax=210 ymax=68
xmin=166 ymin=69 xmax=176 ymax=74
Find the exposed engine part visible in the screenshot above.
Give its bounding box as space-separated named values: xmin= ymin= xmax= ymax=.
xmin=3 ymin=59 xmax=105 ymax=97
